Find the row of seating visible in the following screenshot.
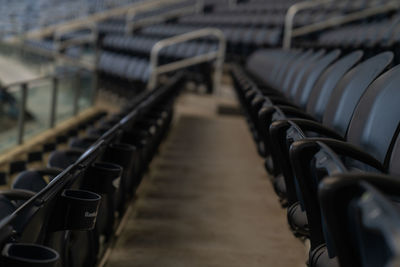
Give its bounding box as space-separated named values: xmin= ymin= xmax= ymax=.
xmin=139 ymin=24 xmax=281 ymax=52
xmin=0 ymin=0 xmax=143 ymax=38
xmin=98 ymin=51 xmax=150 ymax=82
xmin=102 ymin=34 xmax=218 ymax=59
xmin=98 ymin=34 xmax=216 ymax=88
xmin=179 ymin=0 xmax=389 ymax=28
xmin=0 ymin=73 xmax=184 ymax=267
xmin=212 ymin=0 xmax=297 ymax=13
xmin=97 ymin=0 xmax=196 ymax=35
xmin=314 ymin=16 xmax=400 ymax=51
xmin=220 ymin=0 xmax=383 ymax=14
xmin=231 ymin=48 xmax=400 ymax=266
xmin=179 ymin=13 xmax=286 ymax=27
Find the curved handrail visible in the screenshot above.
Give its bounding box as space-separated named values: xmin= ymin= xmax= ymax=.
xmin=148 ymin=28 xmax=226 ymax=94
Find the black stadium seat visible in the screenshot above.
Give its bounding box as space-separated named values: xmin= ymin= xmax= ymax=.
xmin=4 ymin=1 xmax=400 ymax=266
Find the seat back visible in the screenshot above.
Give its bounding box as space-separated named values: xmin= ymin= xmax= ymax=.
xmin=285 ymin=50 xmax=326 ymax=99
xmin=245 ymin=49 xmax=280 ymax=85
xmin=322 ymin=52 xmax=393 ymax=136
xmin=281 ymin=50 xmax=314 ymax=93
xmin=0 ymin=195 xmax=16 ymax=219
xmin=48 ymin=149 xmax=83 ymax=169
xmin=347 ymin=63 xmax=400 ymax=163
xmin=273 ymin=50 xmax=302 ymax=88
xmin=12 ymin=171 xmax=48 ymax=192
xmin=306 ymin=51 xmax=363 ymax=121
xmin=292 ymin=49 xmax=341 ymax=108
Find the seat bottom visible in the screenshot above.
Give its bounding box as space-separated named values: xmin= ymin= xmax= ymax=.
xmin=287 ymin=202 xmax=309 ymax=238
xmin=264 ymin=155 xmax=275 ymax=175
xmin=309 ymin=244 xmax=339 ymax=267
xmin=273 ymin=174 xmax=286 ymax=196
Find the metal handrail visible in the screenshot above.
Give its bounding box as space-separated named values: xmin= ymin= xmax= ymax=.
xmin=283 ymin=0 xmax=333 ymax=49
xmin=53 ymin=22 xmax=97 ymax=51
xmin=147 ymin=28 xmax=226 ymax=93
xmin=19 ymin=42 xmax=96 ymax=71
xmin=283 ymin=0 xmax=400 ymax=49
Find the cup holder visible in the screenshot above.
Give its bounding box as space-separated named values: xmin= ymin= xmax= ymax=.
xmin=1 ymin=243 xmax=59 ymax=267
xmin=51 ymin=189 xmax=101 ymax=231
xmin=85 ymin=162 xmax=122 ymax=194
xmin=105 ymin=143 xmax=136 ymax=170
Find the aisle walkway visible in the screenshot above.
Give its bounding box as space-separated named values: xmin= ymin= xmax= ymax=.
xmin=105 ymin=94 xmax=306 ymax=267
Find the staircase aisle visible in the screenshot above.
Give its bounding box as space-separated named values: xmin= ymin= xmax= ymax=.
xmin=105 ymin=94 xmax=306 ymax=267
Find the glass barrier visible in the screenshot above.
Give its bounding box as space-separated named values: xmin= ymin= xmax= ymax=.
xmin=0 ymin=41 xmax=96 ymax=153
xmin=25 ymin=80 xmax=52 ymax=139
xmin=0 ymin=85 xmax=22 ymax=152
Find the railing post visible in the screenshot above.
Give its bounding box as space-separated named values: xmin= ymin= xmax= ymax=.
xmin=148 ymin=42 xmax=161 ymax=91
xmin=49 ymin=77 xmax=58 ymax=128
xmin=91 ymin=70 xmax=99 ymax=106
xmin=17 ymin=83 xmax=28 ymax=145
xmin=125 ymin=10 xmax=136 ymax=35
xmin=73 ymin=72 xmax=81 ymax=116
xmin=213 ymin=33 xmax=226 ymax=96
xmin=196 ymin=0 xmax=204 ymax=13
xmin=91 ymin=32 xmax=100 ymax=105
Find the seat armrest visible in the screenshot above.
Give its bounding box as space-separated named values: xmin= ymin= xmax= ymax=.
xmin=287 ymin=138 xmax=385 ymax=252
xmin=287 ymin=119 xmax=344 ymax=140
xmin=320 ymin=173 xmax=400 ymax=198
xmin=258 ymin=105 xmax=311 ymax=152
xmin=291 ymin=138 xmax=384 ymax=173
xmin=268 ymin=120 xmax=344 ymax=204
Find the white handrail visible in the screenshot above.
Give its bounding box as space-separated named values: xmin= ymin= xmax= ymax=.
xmin=283 ymin=0 xmax=333 ymax=49
xmin=147 ymin=28 xmax=226 ymax=94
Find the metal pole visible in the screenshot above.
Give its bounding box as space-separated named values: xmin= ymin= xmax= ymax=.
xmin=90 ymin=71 xmax=99 ymax=106
xmin=213 ymin=35 xmax=226 ymax=95
xmin=125 ymin=10 xmax=136 ymax=35
xmin=73 ymin=73 xmax=81 ymax=116
xmin=49 ymin=77 xmax=58 ymax=128
xmin=91 ymin=30 xmax=100 ymax=106
xmin=196 ymin=0 xmax=204 ymax=13
xmin=17 ymin=83 xmax=28 ymax=145
xmin=148 ymin=46 xmax=160 ymax=90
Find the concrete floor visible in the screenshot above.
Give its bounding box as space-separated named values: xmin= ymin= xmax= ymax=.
xmin=105 ymin=94 xmax=306 ymax=267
